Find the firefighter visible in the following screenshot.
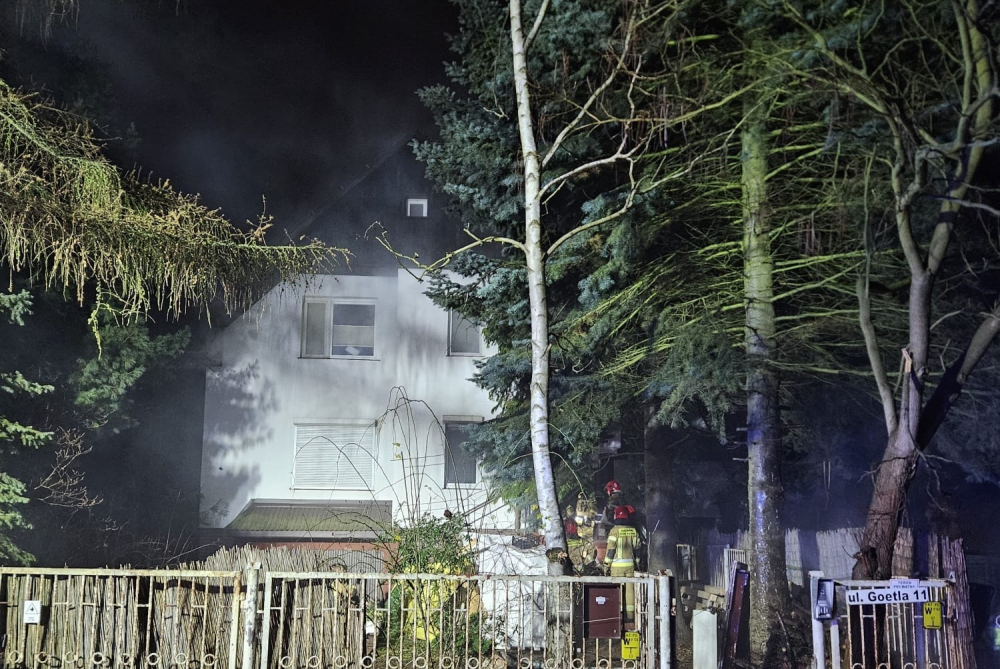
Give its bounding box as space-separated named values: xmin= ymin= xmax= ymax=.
xmin=564 ymin=505 xmax=585 ymax=573
xmin=575 ymin=497 xmax=597 ymax=571
xmin=604 ymin=505 xmax=641 ymax=628
xmin=595 ymin=479 xmax=626 ymax=563
xmin=605 ymin=479 xmax=625 ymax=507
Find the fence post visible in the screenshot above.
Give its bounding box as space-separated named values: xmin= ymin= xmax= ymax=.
xmin=242 ymin=563 xmax=261 ymax=669
xmin=658 ymin=574 xmax=672 ymax=669
xmin=809 ymin=571 xmax=825 ymax=669
xmin=829 ymin=618 xmax=841 ymax=669
xmin=229 ymin=571 xmax=243 ymax=669
xmin=645 ymin=577 xmax=655 ymax=667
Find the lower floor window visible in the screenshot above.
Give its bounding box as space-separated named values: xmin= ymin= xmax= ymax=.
xmin=444 ymin=422 xmax=478 ymax=486
xmin=293 ymin=423 xmax=375 ymax=489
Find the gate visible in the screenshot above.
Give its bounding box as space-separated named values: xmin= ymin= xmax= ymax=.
xmin=0 ymin=568 xmax=675 ymax=669
xmin=258 ymin=572 xmax=674 ymax=669
xmin=809 ymin=574 xmax=975 ymax=669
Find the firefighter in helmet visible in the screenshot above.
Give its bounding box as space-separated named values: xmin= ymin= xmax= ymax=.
xmin=595 ymin=479 xmax=625 ymax=562
xmin=604 ymin=505 xmax=641 ymax=628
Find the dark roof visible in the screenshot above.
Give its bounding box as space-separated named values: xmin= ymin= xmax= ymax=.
xmin=226 ymin=499 xmax=392 ymax=538
xmin=285 ymin=141 xmax=467 ymax=275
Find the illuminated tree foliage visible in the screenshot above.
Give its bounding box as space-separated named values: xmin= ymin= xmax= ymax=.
xmin=0 ymin=291 xmax=50 ymax=564
xmin=0 ymin=6 xmax=338 ymax=563
xmin=418 ymin=1 xmax=958 ymax=660
xmin=775 ymin=0 xmax=1000 ymax=579
xmin=0 ymin=81 xmax=334 ymax=323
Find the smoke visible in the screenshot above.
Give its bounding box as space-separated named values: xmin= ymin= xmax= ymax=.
xmin=49 ymin=0 xmax=455 ymax=226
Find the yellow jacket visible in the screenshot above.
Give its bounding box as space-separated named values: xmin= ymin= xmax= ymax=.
xmin=604 ymin=525 xmax=639 ymax=567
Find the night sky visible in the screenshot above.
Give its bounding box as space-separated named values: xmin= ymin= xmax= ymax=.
xmin=15 ymin=0 xmax=456 ymax=229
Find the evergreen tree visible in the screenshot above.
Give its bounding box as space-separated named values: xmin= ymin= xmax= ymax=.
xmin=416 ymin=3 xmax=869 ymax=656
xmin=0 ymin=291 xmax=52 ymax=564
xmin=414 ymin=0 xmax=680 ymax=576
xmin=0 ymin=285 xmax=193 ymax=565
xmin=0 ymin=0 xmax=340 ymax=564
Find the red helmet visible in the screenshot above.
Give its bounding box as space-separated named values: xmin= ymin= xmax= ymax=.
xmin=613 ymin=505 xmax=630 ymax=521
xmin=605 ymin=480 xmax=622 ymax=495
xmin=624 ymin=504 xmax=636 ymax=517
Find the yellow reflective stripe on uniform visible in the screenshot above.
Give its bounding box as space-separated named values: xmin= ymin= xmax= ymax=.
xmin=610 ymin=527 xmax=638 ymax=565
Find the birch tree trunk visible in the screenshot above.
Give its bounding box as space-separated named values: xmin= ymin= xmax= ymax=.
xmin=741 ymin=90 xmax=789 ymax=663
xmin=508 ymin=0 xmax=568 ymax=576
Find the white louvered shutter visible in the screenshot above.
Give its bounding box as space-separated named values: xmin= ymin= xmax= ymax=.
xmin=293 ymin=424 xmax=375 ymax=489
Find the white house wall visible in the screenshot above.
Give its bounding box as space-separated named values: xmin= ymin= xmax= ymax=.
xmin=200 ymin=270 xmax=514 ymax=534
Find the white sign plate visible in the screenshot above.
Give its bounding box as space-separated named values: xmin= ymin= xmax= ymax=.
xmin=846 ymin=586 xmax=933 ymax=606
xmin=23 ymin=600 xmax=41 ymax=624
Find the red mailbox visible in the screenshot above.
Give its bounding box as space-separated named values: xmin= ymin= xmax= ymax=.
xmin=584 ymin=585 xmax=621 ymax=638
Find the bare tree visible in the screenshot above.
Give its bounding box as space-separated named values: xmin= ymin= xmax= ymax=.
xmin=783 ymin=0 xmax=999 ymax=578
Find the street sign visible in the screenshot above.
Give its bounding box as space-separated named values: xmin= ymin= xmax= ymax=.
xmin=846 ymin=585 xmax=933 ymax=606
xmin=621 ymin=631 xmax=640 ymax=660
xmin=923 ymin=602 xmax=943 ymax=629
xmin=23 ymin=600 xmax=41 ymax=624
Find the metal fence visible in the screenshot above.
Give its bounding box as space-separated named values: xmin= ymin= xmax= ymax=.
xmin=0 ymin=567 xmax=674 ymax=669
xmin=840 ymin=579 xmax=954 ymax=669
xmin=809 ymin=575 xmax=974 ymax=669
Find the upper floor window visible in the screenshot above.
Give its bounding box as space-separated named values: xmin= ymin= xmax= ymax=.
xmin=302 ymin=299 xmax=376 ymax=358
xmin=444 ymin=421 xmax=478 ymax=487
xmin=449 ymin=310 xmax=481 ymax=356
xmin=406 ymin=198 xmax=428 ymax=218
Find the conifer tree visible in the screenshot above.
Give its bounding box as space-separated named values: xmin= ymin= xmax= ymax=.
xmin=0 ymin=291 xmax=50 ymax=564
xmin=415 ymin=3 xmax=865 ymax=654
xmin=0 ymin=0 xmax=340 ymax=563
xmin=414 ymin=0 xmax=685 ymax=575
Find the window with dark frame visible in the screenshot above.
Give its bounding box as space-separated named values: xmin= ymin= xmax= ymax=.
xmin=302 ymin=299 xmax=376 ymax=358
xmin=444 ymin=422 xmax=478 ymax=486
xmin=448 ymin=310 xmax=481 ymax=355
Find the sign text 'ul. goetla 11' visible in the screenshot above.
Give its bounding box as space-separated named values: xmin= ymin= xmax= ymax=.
xmin=846 ymin=585 xmax=934 ymax=606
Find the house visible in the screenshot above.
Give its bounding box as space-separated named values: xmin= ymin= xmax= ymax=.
xmin=199 ymin=145 xmax=516 ymax=551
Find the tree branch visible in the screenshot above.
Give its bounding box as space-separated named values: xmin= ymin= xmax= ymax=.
xmin=857 ymin=275 xmax=898 ymax=436
xmin=917 ymin=305 xmax=1000 ymax=447
xmin=373 ymin=224 xmax=523 ymax=280
xmin=541 ymin=12 xmax=636 ymax=169
xmin=523 ymin=0 xmax=549 ymax=52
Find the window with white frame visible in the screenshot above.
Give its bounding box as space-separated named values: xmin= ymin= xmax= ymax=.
xmin=406 ymin=198 xmax=428 ymax=218
xmin=444 ymin=421 xmax=479 ymax=486
xmin=302 ymin=299 xmax=376 ymax=358
xmin=293 ymin=422 xmax=375 ymax=489
xmin=448 ymin=310 xmax=481 ymax=356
